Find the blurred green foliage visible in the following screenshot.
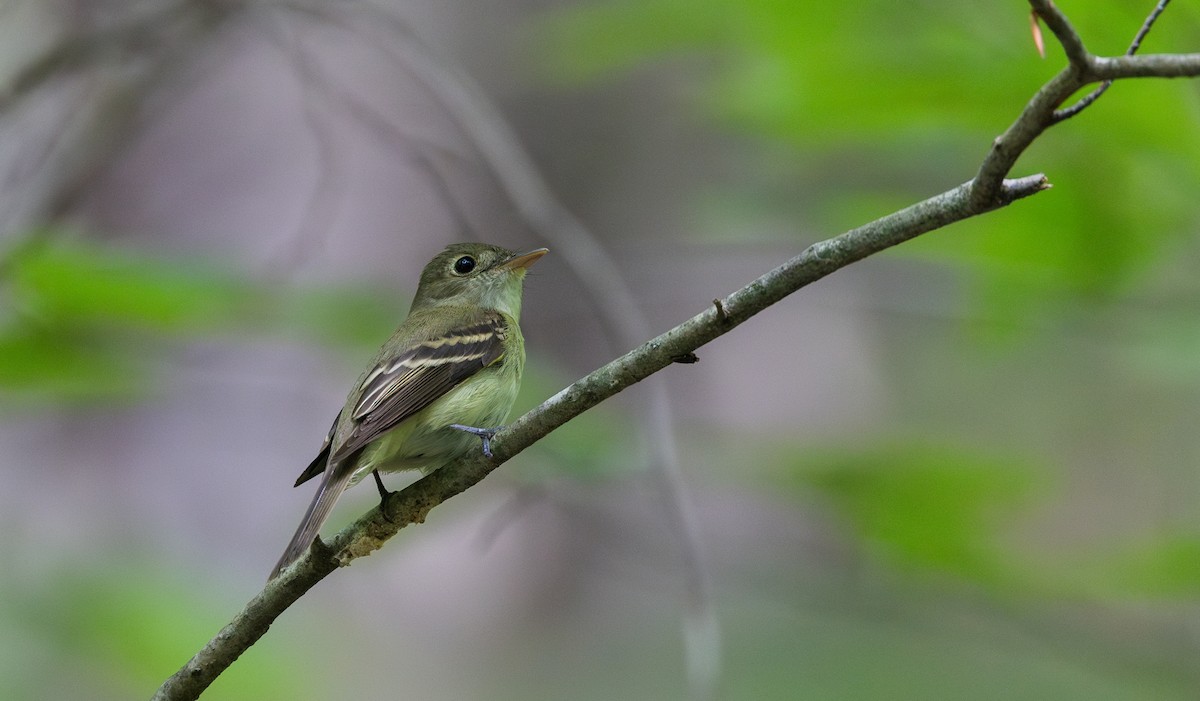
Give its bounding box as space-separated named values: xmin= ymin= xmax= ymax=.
xmin=791 ymin=443 xmax=1038 ymax=586
xmin=2 ymin=566 xmax=314 ymax=700
xmin=8 ymin=237 xmax=257 ymax=331
xmin=536 ymin=0 xmax=1200 ymax=321
xmin=789 ymin=440 xmax=1200 ymax=599
xmin=0 ymin=236 xmax=399 ymax=403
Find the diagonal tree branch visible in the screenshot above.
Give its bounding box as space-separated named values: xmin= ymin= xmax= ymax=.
xmin=152 ymin=169 xmax=1046 ymax=701
xmin=152 ymin=2 xmax=1200 ymax=699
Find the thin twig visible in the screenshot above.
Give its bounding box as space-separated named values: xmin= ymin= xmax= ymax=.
xmin=1129 ymin=0 xmax=1172 ymax=55
xmin=0 ymin=0 xmax=206 ymax=113
xmin=970 ymin=0 xmax=1199 ymax=209
xmin=1052 ymin=0 xmax=1172 ymax=123
xmin=1029 ymin=0 xmax=1089 ymax=68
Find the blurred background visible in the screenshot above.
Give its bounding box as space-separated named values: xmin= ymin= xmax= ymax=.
xmin=3 ymin=1 xmax=1200 ymax=699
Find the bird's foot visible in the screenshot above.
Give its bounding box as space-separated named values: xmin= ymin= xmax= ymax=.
xmin=449 ymin=424 xmax=500 ymax=458
xmin=372 ymin=470 xmax=395 ymax=522
xmin=372 ymin=469 xmax=391 ymax=501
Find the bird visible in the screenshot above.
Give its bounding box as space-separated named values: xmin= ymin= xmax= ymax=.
xmin=269 ymin=242 xmax=547 ymax=579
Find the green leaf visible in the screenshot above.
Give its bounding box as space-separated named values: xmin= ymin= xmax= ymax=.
xmin=1075 ymin=537 xmax=1200 ymax=599
xmin=7 ymin=240 xmax=259 ymax=332
xmin=4 ymin=566 xmax=316 ymax=700
xmin=791 ymin=443 xmax=1039 ymax=584
xmin=0 ymin=326 xmax=141 ymax=402
xmin=0 ymin=238 xmax=407 ymax=404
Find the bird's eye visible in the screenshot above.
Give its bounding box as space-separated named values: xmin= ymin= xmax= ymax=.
xmin=453 ymin=256 xmax=476 ymax=275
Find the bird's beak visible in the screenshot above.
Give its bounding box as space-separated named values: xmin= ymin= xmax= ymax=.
xmin=499 ymin=247 xmax=549 ymax=271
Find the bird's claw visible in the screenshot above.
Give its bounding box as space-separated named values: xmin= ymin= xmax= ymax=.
xmin=449 ymin=424 xmax=499 ymax=458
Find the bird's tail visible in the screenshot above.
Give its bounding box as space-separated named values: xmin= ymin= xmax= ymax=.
xmin=269 ymin=464 xmax=355 ymax=580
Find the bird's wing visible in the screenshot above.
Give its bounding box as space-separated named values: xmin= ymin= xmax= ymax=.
xmin=327 ymin=311 xmax=508 ymax=466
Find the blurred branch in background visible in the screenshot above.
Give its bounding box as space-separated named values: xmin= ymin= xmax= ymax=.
xmin=0 ymin=1 xmax=237 ymax=237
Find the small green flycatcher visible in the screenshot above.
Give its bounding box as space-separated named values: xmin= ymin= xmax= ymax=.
xmin=270 ymin=243 xmax=547 ymax=579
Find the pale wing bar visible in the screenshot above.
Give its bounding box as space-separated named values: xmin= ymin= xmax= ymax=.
xmin=327 ymin=314 xmax=508 ymax=466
